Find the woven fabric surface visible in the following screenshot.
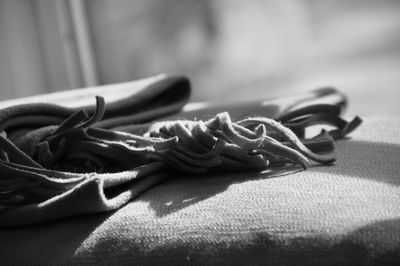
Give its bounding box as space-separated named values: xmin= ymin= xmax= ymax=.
xmin=0 ymin=113 xmax=399 ymax=265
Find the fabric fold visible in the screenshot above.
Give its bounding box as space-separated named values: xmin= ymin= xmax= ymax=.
xmin=0 ymin=162 xmax=169 ymax=227
xmin=0 ymin=74 xmax=191 ymax=137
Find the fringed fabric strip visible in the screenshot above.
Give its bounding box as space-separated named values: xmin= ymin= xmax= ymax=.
xmin=0 ymin=95 xmax=361 ymax=211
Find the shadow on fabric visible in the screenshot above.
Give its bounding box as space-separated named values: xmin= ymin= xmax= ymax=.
xmin=0 ymin=211 xmax=112 ymax=264
xmin=144 ymin=165 xmax=302 ymax=217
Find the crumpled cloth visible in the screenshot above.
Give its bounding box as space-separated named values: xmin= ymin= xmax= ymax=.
xmin=0 ymin=74 xmax=360 ymax=227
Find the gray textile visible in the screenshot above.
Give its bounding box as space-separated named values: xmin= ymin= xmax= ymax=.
xmin=0 ymin=75 xmax=354 ymax=228
xmin=0 ymin=108 xmax=399 ymax=265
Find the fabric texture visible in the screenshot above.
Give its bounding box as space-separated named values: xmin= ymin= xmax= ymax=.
xmin=0 ymin=76 xmax=398 ymax=265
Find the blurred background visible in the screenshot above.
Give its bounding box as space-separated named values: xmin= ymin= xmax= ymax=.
xmin=0 ymin=0 xmax=399 ymax=116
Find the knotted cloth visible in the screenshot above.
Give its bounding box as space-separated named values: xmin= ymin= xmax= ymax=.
xmin=0 ymin=74 xmax=360 ymax=227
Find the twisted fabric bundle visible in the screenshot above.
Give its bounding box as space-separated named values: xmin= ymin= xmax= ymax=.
xmin=0 ymin=75 xmax=361 ymax=227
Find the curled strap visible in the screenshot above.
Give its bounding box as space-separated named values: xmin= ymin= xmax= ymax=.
xmin=80 ymin=96 xmax=106 ymax=128
xmin=237 ymin=117 xmax=336 ymax=164
xmin=277 ymin=104 xmax=342 ymax=122
xmin=0 ymin=134 xmax=43 ymax=168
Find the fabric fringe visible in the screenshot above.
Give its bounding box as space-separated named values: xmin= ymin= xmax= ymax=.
xmin=0 ymin=94 xmax=361 ymax=211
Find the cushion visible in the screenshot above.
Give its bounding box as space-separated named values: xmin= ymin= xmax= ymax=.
xmin=0 ymin=114 xmax=399 ymax=265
